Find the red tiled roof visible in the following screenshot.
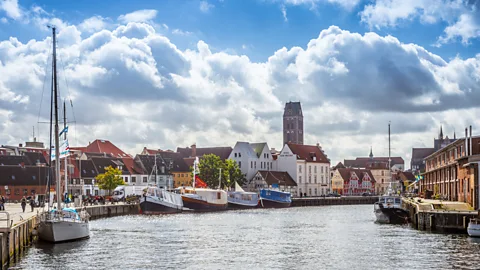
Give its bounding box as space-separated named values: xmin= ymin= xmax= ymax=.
xmin=334 ymin=162 xmax=346 ymax=169
xmin=86 ymin=140 xmax=131 ymax=158
xmin=337 ymin=168 xmax=376 ymax=184
xmin=121 ymin=157 xmax=144 ymax=175
xmin=287 ymin=143 xmax=330 ymax=163
xmin=257 ymin=170 xmax=297 ymax=187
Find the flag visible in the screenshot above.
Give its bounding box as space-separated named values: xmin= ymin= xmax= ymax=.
xmin=59 ymin=125 xmax=69 ymax=137
xmin=51 ymin=139 xmax=70 ymax=161
xmin=194 ymin=175 xmax=208 ymax=188
xmin=194 ymin=156 xmax=200 ymax=174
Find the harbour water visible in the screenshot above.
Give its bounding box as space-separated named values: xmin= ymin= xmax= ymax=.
xmin=15 ymin=205 xmax=480 ymax=269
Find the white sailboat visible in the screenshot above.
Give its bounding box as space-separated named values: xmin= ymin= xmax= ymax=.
xmin=37 ymin=26 xmax=90 ymax=243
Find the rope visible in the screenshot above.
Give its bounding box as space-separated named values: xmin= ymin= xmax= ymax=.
xmin=37 ymin=38 xmax=53 ymax=142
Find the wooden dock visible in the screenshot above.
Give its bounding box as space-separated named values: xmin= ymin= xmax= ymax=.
xmin=402 ymin=197 xmax=478 ymax=233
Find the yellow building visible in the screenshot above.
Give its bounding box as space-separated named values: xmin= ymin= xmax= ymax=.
xmin=173 ymin=172 xmax=192 ymax=188
xmin=331 ymin=170 xmax=344 ymax=194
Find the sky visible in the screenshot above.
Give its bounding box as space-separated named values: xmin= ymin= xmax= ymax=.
xmin=0 ymin=0 xmax=479 ymax=167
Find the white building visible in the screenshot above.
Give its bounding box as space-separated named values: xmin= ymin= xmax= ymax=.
xmin=228 ymin=142 xmax=274 ymax=182
xmin=276 ymin=143 xmax=331 ymax=197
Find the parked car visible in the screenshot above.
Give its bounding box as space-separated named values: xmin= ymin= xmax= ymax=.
xmin=362 ymin=192 xmax=372 ymax=196
xmin=326 ymin=192 xmax=341 ymax=197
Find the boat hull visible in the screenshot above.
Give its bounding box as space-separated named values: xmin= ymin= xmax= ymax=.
xmin=139 ymin=198 xmax=182 ymax=214
xmin=374 ymin=207 xmax=409 ymax=224
xmin=258 ymin=198 xmax=291 ymax=208
xmin=38 ymin=220 xmax=90 ymax=243
xmin=227 ymin=201 xmax=258 ymax=209
xmin=182 ymin=196 xmax=227 ymax=211
xmin=468 ymin=223 xmax=480 ymax=237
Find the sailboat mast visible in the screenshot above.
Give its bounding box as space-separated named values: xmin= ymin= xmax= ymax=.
xmin=388 ymin=122 xmax=392 ymax=191
xmin=155 ymin=154 xmax=157 ymax=186
xmin=52 ymin=27 xmax=61 ymax=210
xmin=64 ymin=101 xmax=68 ymax=199
xmin=218 ymin=168 xmax=222 ymax=190
xmin=47 ymin=45 xmax=54 ymax=211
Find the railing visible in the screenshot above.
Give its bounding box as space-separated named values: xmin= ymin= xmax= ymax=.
xmin=0 ymin=212 xmax=11 ymax=232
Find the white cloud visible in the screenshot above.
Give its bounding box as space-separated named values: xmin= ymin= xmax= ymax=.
xmin=199 ymin=1 xmax=214 ymax=13
xmin=172 ymin=29 xmax=193 ymax=36
xmin=118 ymin=9 xmax=158 ymax=23
xmin=1 ymin=22 xmax=480 ymax=167
xmin=360 ymin=0 xmax=480 ymax=45
xmin=0 ymin=17 xmax=7 ymax=23
xmin=79 ymin=16 xmax=108 ymax=33
xmin=438 ymin=13 xmax=480 ymax=45
xmin=0 ymin=0 xmax=22 ymax=20
xmin=281 ymin=5 xmax=288 ymax=22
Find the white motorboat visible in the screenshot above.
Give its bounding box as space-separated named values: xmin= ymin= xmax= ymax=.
xmin=140 ymin=186 xmax=183 ymax=214
xmin=468 ymin=218 xmax=480 ymax=237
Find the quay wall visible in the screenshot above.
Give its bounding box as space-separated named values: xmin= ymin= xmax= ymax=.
xmin=402 ymin=198 xmax=477 ymax=233
xmin=0 ymin=203 xmax=137 ymax=269
xmin=292 ymin=196 xmax=378 ymax=207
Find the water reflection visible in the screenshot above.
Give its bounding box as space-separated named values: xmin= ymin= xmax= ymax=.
xmin=15 ymin=205 xmax=480 ymax=270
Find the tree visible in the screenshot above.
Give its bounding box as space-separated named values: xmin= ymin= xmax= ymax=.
xmin=223 ymin=159 xmax=246 ymax=188
xmin=196 ymin=155 xmax=246 ymax=189
xmin=96 ymin=166 xmax=125 ymax=195
xmin=197 ymin=154 xmax=223 ymax=188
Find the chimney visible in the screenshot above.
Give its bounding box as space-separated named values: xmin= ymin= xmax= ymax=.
xmin=191 ymin=144 xmax=197 ymax=157
xmin=470 ymin=125 xmax=473 ymax=156
xmin=465 ymin=128 xmax=468 ymax=156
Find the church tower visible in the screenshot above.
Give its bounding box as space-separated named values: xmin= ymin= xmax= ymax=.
xmin=283 ymin=101 xmax=303 ymax=145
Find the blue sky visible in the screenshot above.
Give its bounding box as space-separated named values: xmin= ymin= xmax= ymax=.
xmin=1 ymin=0 xmax=478 ymax=62
xmin=0 ymin=0 xmax=479 ymax=165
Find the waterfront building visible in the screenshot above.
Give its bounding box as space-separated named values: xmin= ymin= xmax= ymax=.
xmin=395 ymin=171 xmax=416 ymax=192
xmin=276 ymin=143 xmax=331 ymax=196
xmin=331 ymin=168 xmax=375 ymax=196
xmin=249 ymin=170 xmax=297 ymax=194
xmin=0 ymin=153 xmax=53 ymax=200
xmin=283 ymin=101 xmax=304 ymax=145
xmin=138 ymin=150 xmax=190 ymax=188
xmin=421 ymin=126 xmax=480 ymax=209
xmin=411 ymin=126 xmax=456 ymax=174
xmin=229 ymin=142 xmax=274 ymax=182
xmin=176 ymin=144 xmax=232 ymax=161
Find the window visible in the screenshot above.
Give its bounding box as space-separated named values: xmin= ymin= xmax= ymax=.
xmin=321 ymin=166 xmax=323 ymax=173
xmin=251 ymin=161 xmax=253 ymax=168
xmin=32 ymin=175 xmax=36 ymax=181
xmin=11 ymin=175 xmax=15 ymax=180
xmin=31 ymin=189 xmax=36 ymax=194
xmin=308 ymin=176 xmax=311 ymax=183
xmin=235 ymin=153 xmax=237 ymax=158
xmin=23 ymin=189 xmax=27 ymax=195
xmin=299 ymin=165 xmax=302 ymax=173
xmin=239 ymin=153 xmax=241 ymax=157
xmin=271 ymin=162 xmax=273 ymax=169
xmin=309 ymin=188 xmax=312 ymax=195
xmin=14 ymin=189 xmax=19 ymax=195
xmin=314 ymin=176 xmax=317 ymax=183
xmin=261 ymin=162 xmax=263 ymax=169
xmin=267 ymin=162 xmax=270 ymax=170
xmin=132 ymin=176 xmax=136 ymax=183
xmin=309 ymin=166 xmax=311 ymax=173
xmin=314 ymin=166 xmax=317 ymax=173
xmin=381 ymin=171 xmax=384 ymax=176
xmin=239 ymin=161 xmax=242 ymax=168
xmin=321 ymin=176 xmax=324 ymax=183
xmin=381 ymin=178 xmax=384 ymax=183
xmin=254 ymin=162 xmax=256 ymax=168
xmin=315 ymin=188 xmax=317 ymax=195
xmin=299 ymin=176 xmax=302 ymax=183
xmin=143 ymin=177 xmax=147 ymax=183
xmin=267 ymin=154 xmax=269 ymax=158
xmin=95 ymin=190 xmax=99 ymax=196
xmin=6 ymin=189 xmax=10 ymax=195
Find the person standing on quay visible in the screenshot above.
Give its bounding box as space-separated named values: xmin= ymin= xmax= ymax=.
xmin=21 ymin=196 xmax=27 ymax=213
xmin=30 ymin=197 xmax=35 ymax=212
xmin=1 ymin=196 xmax=5 ymax=210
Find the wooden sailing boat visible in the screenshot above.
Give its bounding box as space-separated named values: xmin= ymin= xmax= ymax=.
xmin=37 ymin=26 xmax=90 ymax=242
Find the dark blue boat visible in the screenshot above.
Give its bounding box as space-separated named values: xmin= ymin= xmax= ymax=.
xmin=259 ymin=186 xmax=291 ymax=208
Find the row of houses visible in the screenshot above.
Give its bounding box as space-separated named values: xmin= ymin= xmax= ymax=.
xmin=0 ymin=136 xmax=412 ymax=200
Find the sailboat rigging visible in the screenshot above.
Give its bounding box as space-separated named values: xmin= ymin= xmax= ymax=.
xmin=37 ymin=26 xmax=90 ymax=243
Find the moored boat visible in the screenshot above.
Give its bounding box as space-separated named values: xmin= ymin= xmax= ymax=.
xmin=181 ymin=187 xmax=228 ymax=211
xmin=139 ymin=186 xmax=183 ymax=214
xmin=468 ymin=218 xmax=480 ymax=237
xmin=259 ymin=187 xmax=291 ymax=208
xmin=227 ymin=182 xmax=259 ymax=209
xmin=373 ymin=122 xmax=409 ymax=225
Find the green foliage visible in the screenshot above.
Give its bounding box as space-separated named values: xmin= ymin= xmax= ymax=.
xmin=196 ymin=154 xmax=246 ymax=188
xmin=96 ymin=166 xmax=125 ymax=195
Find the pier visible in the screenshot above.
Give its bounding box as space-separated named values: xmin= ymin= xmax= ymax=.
xmin=402 ymin=197 xmax=478 ymax=233
xmin=0 ymin=203 xmax=137 ymax=269
xmin=292 ymin=196 xmax=378 ymax=207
